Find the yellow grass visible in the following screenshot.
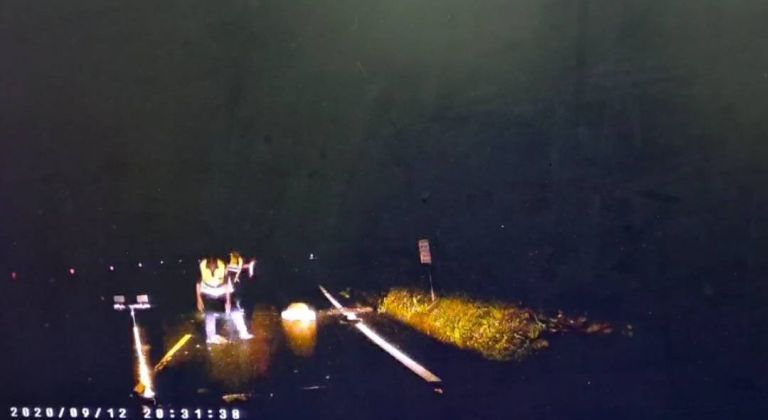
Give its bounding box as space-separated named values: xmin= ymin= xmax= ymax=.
xmin=379 ymin=288 xmax=549 ymax=361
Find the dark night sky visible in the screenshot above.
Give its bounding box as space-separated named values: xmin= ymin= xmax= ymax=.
xmin=2 ymin=0 xmax=768 ymax=415
xmin=1 ymin=0 xmax=768 ymax=321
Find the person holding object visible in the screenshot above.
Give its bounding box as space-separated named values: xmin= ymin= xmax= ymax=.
xmin=225 ymin=250 xmax=254 ymax=339
xmin=227 ymin=251 xmax=257 ymax=283
xmin=197 ymin=257 xmax=232 ymax=344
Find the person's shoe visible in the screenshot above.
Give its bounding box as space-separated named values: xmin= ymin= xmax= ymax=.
xmin=206 ymin=334 xmax=228 ymax=344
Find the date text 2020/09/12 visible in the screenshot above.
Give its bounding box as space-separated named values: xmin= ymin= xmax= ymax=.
xmin=9 ymin=406 xmax=244 ymax=419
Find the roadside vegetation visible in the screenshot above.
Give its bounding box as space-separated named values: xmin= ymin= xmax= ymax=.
xmin=379 ymin=288 xmax=614 ymax=361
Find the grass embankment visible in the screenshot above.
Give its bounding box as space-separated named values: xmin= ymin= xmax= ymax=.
xmin=379 ymin=288 xmax=613 ymax=361
xmin=379 ymin=288 xmax=548 ymax=360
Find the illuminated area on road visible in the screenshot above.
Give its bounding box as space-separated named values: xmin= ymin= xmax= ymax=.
xmin=281 ymin=303 xmax=319 ymax=356
xmin=282 ymin=320 xmax=318 ymax=357
xmin=318 ymin=286 xmax=441 ymax=384
xmin=130 ymin=308 xmax=155 ymax=399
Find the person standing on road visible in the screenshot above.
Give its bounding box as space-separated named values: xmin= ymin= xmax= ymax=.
xmin=225 ymin=250 xmax=254 ymax=339
xmin=197 ymin=256 xmax=232 ymax=344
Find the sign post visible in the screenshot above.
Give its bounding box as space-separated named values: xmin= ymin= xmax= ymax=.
xmin=418 ymin=239 xmax=435 ymax=301
xmin=113 ymin=294 xmax=155 ymax=399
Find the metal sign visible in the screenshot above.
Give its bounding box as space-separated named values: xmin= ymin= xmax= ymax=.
xmin=418 ymin=239 xmax=432 ymax=265
xmin=113 ymin=295 xmax=152 ymax=311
